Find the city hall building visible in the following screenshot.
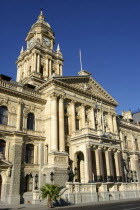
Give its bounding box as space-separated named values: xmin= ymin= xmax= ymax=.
xmin=0 ymin=11 xmax=140 ymax=205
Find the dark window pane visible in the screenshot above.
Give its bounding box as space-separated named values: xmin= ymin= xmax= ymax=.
xmin=0 ymin=140 xmax=6 ymax=157
xmin=25 ymin=175 xmax=33 ymax=192
xmin=25 ymin=144 xmax=34 ymax=164
xmin=0 ymin=106 xmax=8 ymax=125
xmin=27 ymin=113 xmax=35 ymax=130
xmin=76 ymin=119 xmax=80 ymax=130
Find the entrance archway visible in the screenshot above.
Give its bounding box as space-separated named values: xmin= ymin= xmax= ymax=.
xmin=0 ymin=175 xmax=2 ymax=199
xmin=75 ymin=151 xmax=85 ymax=183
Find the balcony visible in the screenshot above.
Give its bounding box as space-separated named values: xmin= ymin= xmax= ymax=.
xmin=0 ymin=79 xmax=42 ymax=99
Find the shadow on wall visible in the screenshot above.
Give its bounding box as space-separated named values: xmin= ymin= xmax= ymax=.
xmin=53 ymin=198 xmax=72 ymax=207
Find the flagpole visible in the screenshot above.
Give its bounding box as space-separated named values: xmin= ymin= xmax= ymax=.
xmin=79 ymin=49 xmax=83 ymax=71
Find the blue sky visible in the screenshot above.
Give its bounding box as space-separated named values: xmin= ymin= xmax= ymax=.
xmin=0 ymin=0 xmax=140 ymax=114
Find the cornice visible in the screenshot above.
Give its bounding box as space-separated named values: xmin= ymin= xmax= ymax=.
xmin=119 ymin=120 xmax=140 ymax=132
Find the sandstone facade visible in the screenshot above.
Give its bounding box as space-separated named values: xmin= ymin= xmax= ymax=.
xmin=0 ymin=11 xmax=140 ymax=205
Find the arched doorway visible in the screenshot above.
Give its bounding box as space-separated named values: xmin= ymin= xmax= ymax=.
xmin=75 ymin=151 xmax=85 ymax=183
xmin=0 ymin=175 xmax=2 ymax=199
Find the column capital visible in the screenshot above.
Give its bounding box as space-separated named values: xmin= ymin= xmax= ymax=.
xmin=18 ymin=99 xmax=24 ymax=105
xmin=59 ymin=94 xmax=66 ymax=101
xmin=70 ymin=100 xmax=76 ymax=105
xmin=80 ymin=103 xmax=86 ymax=108
xmin=86 ymin=143 xmax=92 ymax=148
xmin=117 ymin=149 xmax=121 ymax=153
xmin=50 ymin=93 xmax=59 ymax=100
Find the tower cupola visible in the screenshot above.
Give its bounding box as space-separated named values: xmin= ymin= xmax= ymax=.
xmin=16 ymin=11 xmax=64 ymax=86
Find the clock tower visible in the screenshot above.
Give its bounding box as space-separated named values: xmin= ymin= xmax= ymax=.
xmin=16 ymin=10 xmax=64 ymax=86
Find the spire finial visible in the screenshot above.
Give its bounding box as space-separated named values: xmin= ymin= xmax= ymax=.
xmin=20 ymin=46 xmax=24 ymax=54
xmin=56 ymin=43 xmax=61 ymax=52
xmin=38 ymin=9 xmax=45 ymax=21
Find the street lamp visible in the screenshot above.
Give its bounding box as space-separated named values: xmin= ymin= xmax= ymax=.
xmin=50 ymin=172 xmax=54 ymax=184
xmin=35 ymin=174 xmax=38 ymax=190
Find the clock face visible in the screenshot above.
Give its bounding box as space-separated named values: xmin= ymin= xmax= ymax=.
xmin=43 ymin=37 xmax=51 ymax=46
xmin=27 ymin=37 xmax=34 ymax=48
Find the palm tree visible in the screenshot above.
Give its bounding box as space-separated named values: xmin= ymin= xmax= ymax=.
xmin=40 ymin=183 xmax=60 ymax=208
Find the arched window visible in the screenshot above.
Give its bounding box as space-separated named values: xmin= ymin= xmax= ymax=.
xmin=25 ymin=144 xmax=34 ymax=164
xmin=0 ymin=106 xmax=8 ymax=125
xmin=25 ymin=174 xmax=33 ymax=192
xmin=0 ymin=140 xmax=6 ymax=157
xmin=27 ymin=113 xmax=35 ymax=130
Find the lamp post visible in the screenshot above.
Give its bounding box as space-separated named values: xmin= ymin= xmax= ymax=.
xmin=50 ymin=172 xmax=54 ymax=184
xmin=35 ymin=174 xmax=38 ymax=190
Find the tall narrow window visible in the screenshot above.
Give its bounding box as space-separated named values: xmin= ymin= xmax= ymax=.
xmin=0 ymin=106 xmax=8 ymax=125
xmin=124 ymin=136 xmax=128 ymax=149
xmin=76 ymin=119 xmax=80 ymax=130
xmin=25 ymin=174 xmax=33 ymax=192
xmin=0 ymin=140 xmax=6 ymax=157
xmin=135 ymin=139 xmax=138 ymax=150
xmin=27 ymin=113 xmax=35 ymax=130
xmin=25 ymin=144 xmax=34 ymax=164
xmin=64 ymin=116 xmax=69 ymax=135
xmin=40 ymin=65 xmax=43 ymax=75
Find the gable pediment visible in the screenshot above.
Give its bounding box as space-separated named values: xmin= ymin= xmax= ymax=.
xmin=0 ymin=159 xmax=12 ymax=167
xmin=54 ymin=76 xmax=118 ymax=106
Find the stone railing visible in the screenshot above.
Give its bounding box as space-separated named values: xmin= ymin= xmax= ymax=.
xmin=0 ymin=124 xmax=45 ymax=137
xmin=71 ymin=127 xmax=119 ymax=140
xmin=66 ymin=182 xmax=140 ymax=193
xmin=0 ymin=80 xmax=41 ymax=98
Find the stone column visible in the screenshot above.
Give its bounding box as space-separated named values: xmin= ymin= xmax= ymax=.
xmin=71 ymin=101 xmax=76 ymax=133
xmin=81 ymin=104 xmax=86 ymax=128
xmin=108 ymin=149 xmax=114 ymax=179
xmin=89 ymin=107 xmax=95 ymax=129
xmin=49 ymin=59 xmax=52 ymax=76
xmin=45 ymin=58 xmax=49 ymax=78
xmin=9 ymin=137 xmax=23 ymax=204
xmin=59 ymin=96 xmax=65 ymax=152
xmin=34 ymin=52 xmax=37 ymax=71
xmin=37 ymin=54 xmax=40 ymax=73
xmin=44 ymin=145 xmax=48 ymax=164
xmin=39 ymin=142 xmax=44 ymax=188
xmin=95 ymin=147 xmax=103 ymax=181
xmin=120 ymin=130 xmax=124 ymax=150
xmin=105 ymin=149 xmax=111 ymax=180
xmin=113 ymin=115 xmax=118 ymax=134
xmin=31 ymin=54 xmax=34 ymax=72
xmin=51 ymin=94 xmax=58 ymax=152
xmin=34 ymin=145 xmax=38 ymax=164
xmin=108 ymin=113 xmax=114 ymax=133
xmin=5 ymin=141 xmax=9 ymax=161
xmin=24 ymin=60 xmax=26 ymax=78
xmin=16 ymin=101 xmax=22 ymax=131
xmin=60 ymin=64 xmax=62 ymax=75
xmin=114 ymin=151 xmax=120 ymax=181
xmin=86 ymin=145 xmax=93 ymax=182
xmin=117 ymin=151 xmax=123 ymax=181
